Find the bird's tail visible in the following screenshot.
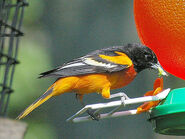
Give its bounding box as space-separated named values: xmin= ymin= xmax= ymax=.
xmin=17 ymin=87 xmax=54 ymax=120
xmin=17 ymin=76 xmax=78 ymax=120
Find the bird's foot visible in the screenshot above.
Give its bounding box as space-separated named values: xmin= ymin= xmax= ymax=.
xmin=87 ymin=109 xmax=100 ymax=121
xmin=110 ymin=92 xmax=130 ymax=105
xmin=110 ymin=92 xmax=130 ymax=99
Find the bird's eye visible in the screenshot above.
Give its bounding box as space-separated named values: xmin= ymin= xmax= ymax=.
xmin=145 ymin=55 xmax=153 ymax=61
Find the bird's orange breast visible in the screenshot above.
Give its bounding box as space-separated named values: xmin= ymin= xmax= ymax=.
xmin=73 ymin=65 xmax=137 ymax=94
xmin=109 ymin=65 xmax=137 ymax=89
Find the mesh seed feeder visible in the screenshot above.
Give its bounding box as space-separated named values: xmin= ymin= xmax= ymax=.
xmin=0 ymin=0 xmax=28 ymax=138
xmin=0 ymin=0 xmax=28 ymax=117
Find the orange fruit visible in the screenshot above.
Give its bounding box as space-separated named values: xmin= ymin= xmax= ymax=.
xmin=134 ymin=0 xmax=185 ymax=80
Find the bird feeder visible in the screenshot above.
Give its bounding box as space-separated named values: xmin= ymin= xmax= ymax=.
xmin=149 ymin=88 xmax=185 ymax=135
xmin=134 ymin=0 xmax=185 ymax=136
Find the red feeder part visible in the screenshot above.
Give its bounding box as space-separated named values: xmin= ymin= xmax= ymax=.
xmin=134 ymin=0 xmax=185 ymax=80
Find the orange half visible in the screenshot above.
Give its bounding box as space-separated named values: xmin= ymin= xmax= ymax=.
xmin=134 ymin=0 xmax=185 ymax=80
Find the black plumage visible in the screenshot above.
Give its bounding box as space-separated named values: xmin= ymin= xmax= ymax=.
xmin=39 ymin=43 xmax=158 ymax=78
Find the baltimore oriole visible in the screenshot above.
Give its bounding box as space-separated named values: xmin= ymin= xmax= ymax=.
xmin=17 ymin=43 xmax=167 ymax=119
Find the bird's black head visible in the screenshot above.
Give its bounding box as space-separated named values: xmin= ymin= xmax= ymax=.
xmin=123 ymin=43 xmax=167 ymax=76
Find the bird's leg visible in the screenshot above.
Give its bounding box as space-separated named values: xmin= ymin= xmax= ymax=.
xmin=105 ymin=92 xmax=130 ymax=115
xmin=75 ymin=94 xmax=100 ymax=121
xmin=110 ymin=92 xmax=130 ymax=105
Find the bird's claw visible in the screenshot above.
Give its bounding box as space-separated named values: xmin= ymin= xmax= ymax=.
xmin=87 ymin=109 xmax=100 ymax=121
xmin=110 ymin=92 xmax=130 ymax=105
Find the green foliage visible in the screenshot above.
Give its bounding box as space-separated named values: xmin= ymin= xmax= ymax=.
xmin=24 ymin=121 xmax=57 ymax=139
xmin=9 ymin=38 xmax=52 ymax=112
xmin=24 ymin=0 xmax=45 ymax=26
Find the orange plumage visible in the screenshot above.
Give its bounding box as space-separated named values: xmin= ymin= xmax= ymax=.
xmin=54 ymin=65 xmax=136 ymax=98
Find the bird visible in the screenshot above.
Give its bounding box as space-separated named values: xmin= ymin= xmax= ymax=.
xmin=17 ymin=43 xmax=167 ymax=119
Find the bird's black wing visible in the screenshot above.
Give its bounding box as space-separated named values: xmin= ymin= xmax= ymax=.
xmin=39 ymin=46 xmax=133 ymax=78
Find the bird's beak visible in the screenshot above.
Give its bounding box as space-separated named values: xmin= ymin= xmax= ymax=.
xmin=151 ymin=62 xmax=168 ymax=77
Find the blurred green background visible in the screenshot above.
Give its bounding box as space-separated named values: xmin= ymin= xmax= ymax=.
xmin=8 ymin=0 xmax=185 ymax=139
